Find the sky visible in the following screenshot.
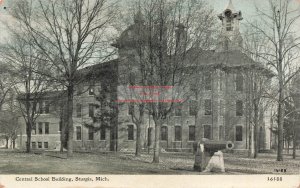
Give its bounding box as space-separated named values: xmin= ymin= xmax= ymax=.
xmin=1 ymin=0 xmax=300 ymax=43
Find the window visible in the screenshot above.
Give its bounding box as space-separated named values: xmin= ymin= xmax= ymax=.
xmin=76 ymin=103 xmax=82 ymax=117
xmin=32 ymin=142 xmax=36 ymax=149
xmin=219 ymin=125 xmax=224 ymax=140
xmin=39 ymin=101 xmax=43 ymax=114
xmin=127 ymin=124 xmax=134 ymax=140
xmin=32 ymin=102 xmax=37 ymax=113
xmin=189 ymin=125 xmax=195 ymax=141
xmin=89 ymin=85 xmax=95 ymax=95
xmin=236 ymin=73 xmax=243 ymax=91
xmin=175 ymin=107 xmax=182 ymax=116
xmin=76 ymin=126 xmax=82 ymax=140
xmin=38 ymin=142 xmax=42 ymax=149
xmin=45 ymin=122 xmax=49 ymax=134
xmin=204 ymin=99 xmax=212 ymax=115
xmin=147 ymin=127 xmax=153 ymax=146
xmin=160 ymin=126 xmax=168 ymax=141
xmin=100 ymin=127 xmax=106 ymax=140
xmin=129 ymin=72 xmax=136 ymax=85
xmin=175 ymin=126 xmax=182 ymax=141
xmin=128 ymin=103 xmax=134 ymax=116
xmin=189 ymin=100 xmax=197 ymax=116
xmin=224 ymin=39 xmax=229 ymax=50
xmin=236 ymin=100 xmax=243 ymax=116
xmin=204 ymin=125 xmax=212 ymax=139
xmin=32 ymin=123 xmax=36 ymax=135
xmin=38 ymin=122 xmax=43 ymax=134
xmin=44 ymin=142 xmax=48 ymax=149
xmin=220 ymin=100 xmax=224 ymax=116
xmin=204 ymin=72 xmax=212 ymax=90
xmin=220 ymin=71 xmax=224 ymax=91
xmin=88 ymin=127 xmax=94 ymax=140
xmin=236 ymin=126 xmax=243 ymax=141
xmin=89 ymin=104 xmax=94 ymax=117
xmin=44 ymin=101 xmax=50 ymax=114
xmin=59 ymin=121 xmax=62 ymax=132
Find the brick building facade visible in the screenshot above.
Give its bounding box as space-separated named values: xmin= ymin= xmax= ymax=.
xmin=17 ymin=1 xmax=273 ymax=152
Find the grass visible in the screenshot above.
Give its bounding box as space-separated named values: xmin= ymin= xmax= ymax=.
xmin=0 ymin=149 xmax=299 ymax=174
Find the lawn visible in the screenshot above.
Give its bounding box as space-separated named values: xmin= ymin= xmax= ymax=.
xmin=0 ymin=149 xmax=299 ymax=174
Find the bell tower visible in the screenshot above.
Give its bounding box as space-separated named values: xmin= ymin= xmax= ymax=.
xmin=217 ymin=0 xmax=243 ymax=52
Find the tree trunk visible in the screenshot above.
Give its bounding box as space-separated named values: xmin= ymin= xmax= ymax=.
xmin=26 ymin=122 xmax=32 ymax=153
xmin=254 ymin=102 xmax=259 ymax=158
xmin=292 ymin=135 xmax=296 ymax=159
xmin=152 ymin=119 xmax=161 ymax=163
xmin=67 ymin=84 xmax=74 ymax=157
xmin=12 ymin=139 xmax=15 ymax=149
xmin=135 ymin=105 xmax=144 ymax=157
xmin=277 ymin=91 xmax=284 ymax=161
xmin=5 ymin=137 xmax=9 ymax=149
xmin=60 ymin=121 xmax=65 ymax=153
xmin=135 ymin=122 xmax=142 ymax=157
xmin=248 ymin=124 xmax=255 ymax=158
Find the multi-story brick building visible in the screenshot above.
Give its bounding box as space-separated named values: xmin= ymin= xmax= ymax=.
xmin=17 ymin=1 xmax=273 ymax=153
xmin=17 ymin=91 xmax=65 ymax=150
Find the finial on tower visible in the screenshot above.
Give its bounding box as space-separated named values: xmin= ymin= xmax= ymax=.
xmin=218 ymin=0 xmax=242 ymax=21
xmin=225 ymin=0 xmax=236 ymax=12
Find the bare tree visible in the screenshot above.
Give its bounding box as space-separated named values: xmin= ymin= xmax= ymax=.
xmin=120 ymin=0 xmax=216 ymax=163
xmin=287 ymin=74 xmax=300 ymax=159
xmin=0 ymin=32 xmax=53 ymax=152
xmin=0 ymin=91 xmax=20 ymax=149
xmin=0 ymin=112 xmax=19 ymax=149
xmin=242 ymin=28 xmax=276 ymax=158
xmin=0 ymin=64 xmax=17 ymax=109
xmin=10 ymin=0 xmax=118 ymax=157
xmin=248 ymin=0 xmax=300 ymax=161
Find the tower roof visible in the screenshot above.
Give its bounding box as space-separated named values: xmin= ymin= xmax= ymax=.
xmin=218 ymin=0 xmax=242 ymax=20
xmin=225 ymin=0 xmax=236 ymax=12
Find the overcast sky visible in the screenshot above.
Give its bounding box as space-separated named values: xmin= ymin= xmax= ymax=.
xmin=1 ymin=0 xmax=300 ymax=43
